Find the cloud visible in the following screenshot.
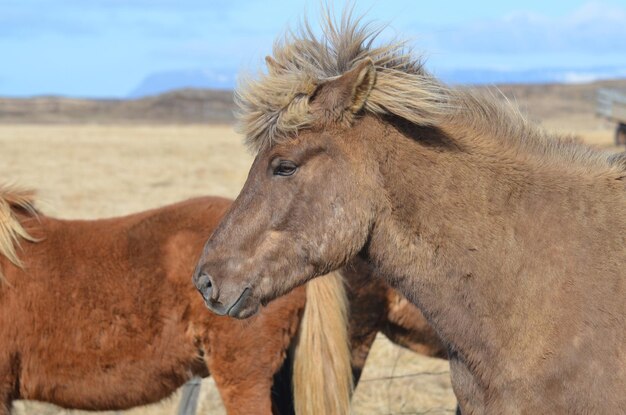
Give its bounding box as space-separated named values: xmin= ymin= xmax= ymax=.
xmin=428 ymin=1 xmax=626 ymax=55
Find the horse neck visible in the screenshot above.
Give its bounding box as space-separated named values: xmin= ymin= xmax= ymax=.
xmin=364 ymin=121 xmax=618 ymax=380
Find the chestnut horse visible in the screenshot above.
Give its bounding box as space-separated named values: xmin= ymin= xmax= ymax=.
xmin=194 ymin=12 xmax=626 ymax=415
xmin=0 ymin=187 xmax=349 ymax=415
xmin=0 ymin=186 xmax=445 ymax=415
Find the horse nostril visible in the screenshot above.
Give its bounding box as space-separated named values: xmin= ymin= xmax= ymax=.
xmin=203 ymin=274 xmax=212 ymax=289
xmin=196 ymin=272 xmax=214 ymax=298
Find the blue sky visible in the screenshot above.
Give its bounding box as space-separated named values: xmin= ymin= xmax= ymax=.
xmin=2 ymin=0 xmax=626 ymax=97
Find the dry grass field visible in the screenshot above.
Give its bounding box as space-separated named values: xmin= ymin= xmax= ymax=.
xmin=1 ymin=82 xmax=623 ymax=415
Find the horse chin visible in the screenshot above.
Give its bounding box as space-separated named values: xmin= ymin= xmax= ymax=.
xmin=228 ymin=301 xmax=260 ymax=319
xmin=220 ymin=286 xmax=258 ymax=319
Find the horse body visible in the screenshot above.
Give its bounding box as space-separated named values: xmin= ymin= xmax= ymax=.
xmin=194 ymin=12 xmax=626 ymax=414
xmin=363 ymin=115 xmax=626 ymax=413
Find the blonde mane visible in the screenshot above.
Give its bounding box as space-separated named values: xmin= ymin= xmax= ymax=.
xmin=236 ymin=10 xmax=450 ymax=151
xmin=0 ymin=184 xmax=37 ymax=282
xmin=236 ymin=10 xmax=624 ymax=177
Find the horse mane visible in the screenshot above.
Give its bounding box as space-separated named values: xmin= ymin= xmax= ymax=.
xmin=236 ymin=9 xmax=449 ymax=151
xmin=0 ymin=184 xmax=38 ymax=281
xmin=236 ymin=10 xmax=622 ymax=177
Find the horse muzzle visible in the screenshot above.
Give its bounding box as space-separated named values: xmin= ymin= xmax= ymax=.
xmin=193 ymin=270 xmax=256 ymax=318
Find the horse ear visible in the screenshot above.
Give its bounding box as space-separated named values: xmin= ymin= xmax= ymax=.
xmin=265 ymin=56 xmax=285 ymax=75
xmin=345 ymin=58 xmax=376 ymax=113
xmin=312 ymin=58 xmax=376 ymax=115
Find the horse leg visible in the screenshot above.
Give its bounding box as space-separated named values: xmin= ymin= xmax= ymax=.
xmin=448 ymin=351 xmax=484 ymax=415
xmin=213 ymin=375 xmax=274 ymax=415
xmin=0 ymin=394 xmax=10 ymax=415
xmin=198 ymin=287 xmax=303 ymax=414
xmin=0 ymin=355 xmax=18 ymax=415
xmin=203 ymin=326 xmax=281 ymax=415
xmin=199 ymin=289 xmax=304 ymax=415
xmin=0 ymin=385 xmax=11 ymax=415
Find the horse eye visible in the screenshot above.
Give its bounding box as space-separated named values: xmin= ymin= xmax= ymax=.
xmin=273 ymin=161 xmax=297 ymax=177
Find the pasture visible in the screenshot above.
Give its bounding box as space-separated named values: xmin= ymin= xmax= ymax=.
xmin=0 ymin=84 xmax=621 ymax=414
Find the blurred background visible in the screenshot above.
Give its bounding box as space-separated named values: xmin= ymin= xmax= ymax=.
xmin=1 ymin=1 xmax=625 ymax=415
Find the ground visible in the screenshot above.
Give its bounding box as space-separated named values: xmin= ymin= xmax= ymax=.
xmin=1 ymin=83 xmax=623 ymax=414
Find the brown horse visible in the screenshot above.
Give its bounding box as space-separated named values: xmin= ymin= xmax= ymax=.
xmin=193 ymin=12 xmax=626 ymax=415
xmin=0 ymin=186 xmax=445 ymax=415
xmin=0 ymin=187 xmax=350 ymax=415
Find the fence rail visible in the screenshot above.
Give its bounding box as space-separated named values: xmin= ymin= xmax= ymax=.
xmin=359 ymin=370 xmax=450 ymax=383
xmin=597 ymin=88 xmax=626 ymax=123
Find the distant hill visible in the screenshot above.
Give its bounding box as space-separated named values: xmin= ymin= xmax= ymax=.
xmin=0 ymin=89 xmax=235 ymax=124
xmin=129 ymin=69 xmax=236 ymax=98
xmin=492 ymin=79 xmax=626 ymax=131
xmin=2 ymin=79 xmax=626 ymax=126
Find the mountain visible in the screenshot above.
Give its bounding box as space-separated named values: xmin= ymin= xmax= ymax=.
xmin=129 ymin=69 xmax=236 ymax=98
xmin=3 ymin=79 xmax=626 ymax=126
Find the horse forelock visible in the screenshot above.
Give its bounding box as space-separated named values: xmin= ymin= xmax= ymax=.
xmin=0 ymin=184 xmax=38 ymax=280
xmin=237 ymin=9 xmax=622 ymax=177
xmin=235 ymin=9 xmax=450 ymax=152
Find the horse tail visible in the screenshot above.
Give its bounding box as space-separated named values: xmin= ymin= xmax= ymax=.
xmin=292 ymin=271 xmax=353 ymax=415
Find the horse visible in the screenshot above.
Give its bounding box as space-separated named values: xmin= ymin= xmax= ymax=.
xmin=0 ymin=188 xmax=349 ymax=415
xmin=193 ymin=12 xmax=626 ymax=415
xmin=0 ymin=186 xmax=446 ymax=415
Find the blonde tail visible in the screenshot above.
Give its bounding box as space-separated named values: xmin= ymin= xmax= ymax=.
xmin=292 ymin=271 xmax=353 ymax=415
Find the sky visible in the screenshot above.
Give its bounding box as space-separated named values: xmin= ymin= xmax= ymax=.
xmin=1 ymin=0 xmax=626 ymax=97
